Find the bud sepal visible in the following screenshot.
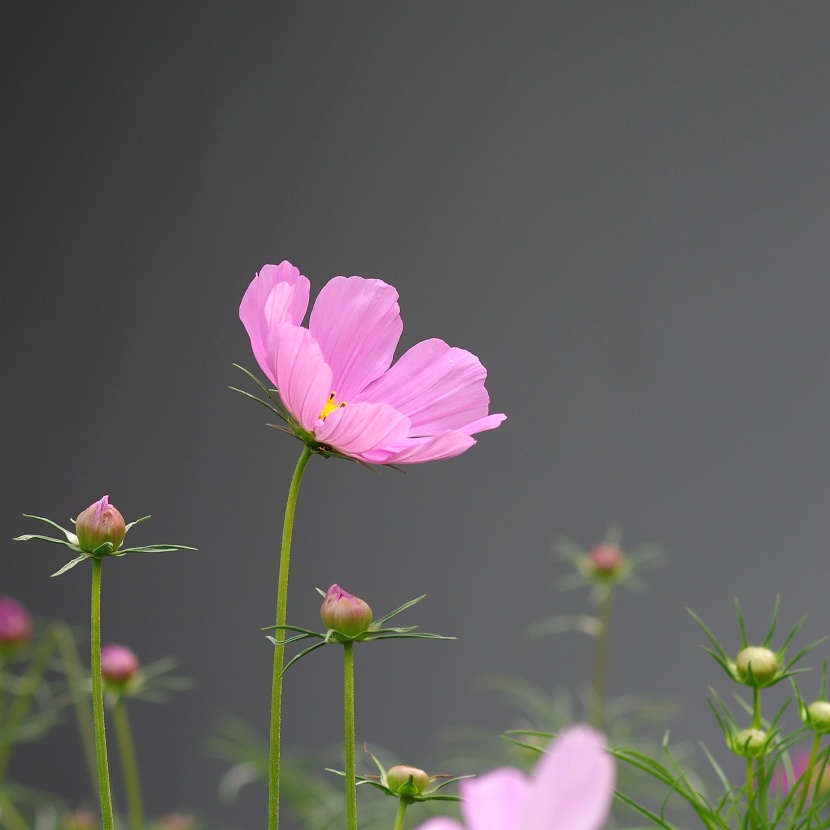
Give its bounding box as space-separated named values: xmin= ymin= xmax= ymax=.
xmin=15 ymin=497 xmax=196 ymax=576
xmin=266 ymin=590 xmax=454 ymax=675
xmin=327 ymin=745 xmax=471 ymax=805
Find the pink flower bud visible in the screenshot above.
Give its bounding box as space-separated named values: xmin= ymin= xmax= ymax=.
xmin=320 ymin=584 xmax=373 ymax=637
xmin=100 ymin=644 xmax=139 ymax=685
xmin=588 ymin=543 xmax=626 ymax=575
xmin=386 ymin=765 xmax=430 ymax=796
xmin=75 ymin=496 xmax=126 ymax=553
xmin=0 ymin=596 xmax=33 ymax=647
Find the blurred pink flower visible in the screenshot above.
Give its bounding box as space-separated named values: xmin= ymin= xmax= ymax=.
xmin=413 ymin=726 xmax=614 ymax=830
xmin=100 ymin=644 xmax=139 ymax=685
xmin=240 ymin=262 xmax=505 ymax=464
xmin=0 ymin=596 xmax=33 ymax=647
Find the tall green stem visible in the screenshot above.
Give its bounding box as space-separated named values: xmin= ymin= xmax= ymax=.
xmin=112 ymin=696 xmax=144 ymax=830
xmin=343 ymin=641 xmax=358 ymax=830
xmin=796 ymin=732 xmax=822 ymax=814
xmin=589 ymin=589 xmax=614 ymax=729
xmin=392 ymin=799 xmax=408 ymax=830
xmin=90 ymin=557 xmax=115 ymax=830
xmin=268 ymin=446 xmax=313 ymax=830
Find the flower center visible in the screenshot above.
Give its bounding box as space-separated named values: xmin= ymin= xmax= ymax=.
xmin=318 ymin=391 xmax=347 ymax=421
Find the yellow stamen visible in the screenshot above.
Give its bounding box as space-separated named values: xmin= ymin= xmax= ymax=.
xmin=319 ymin=392 xmax=347 ymax=421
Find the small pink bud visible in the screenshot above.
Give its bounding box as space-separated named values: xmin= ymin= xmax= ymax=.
xmin=100 ymin=644 xmax=139 ymax=685
xmin=0 ymin=596 xmax=33 ymax=647
xmin=60 ymin=810 xmax=98 ymax=830
xmin=588 ymin=542 xmax=626 ymax=575
xmin=76 ymin=496 xmax=126 ymax=554
xmin=320 ymin=584 xmax=373 ymax=637
xmin=386 ymin=765 xmax=430 ymax=796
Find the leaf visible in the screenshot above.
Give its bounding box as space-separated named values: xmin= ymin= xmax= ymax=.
xmin=51 ymin=554 xmax=91 ymax=577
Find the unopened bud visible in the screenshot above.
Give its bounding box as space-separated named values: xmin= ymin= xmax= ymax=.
xmin=320 ymin=584 xmax=373 ymax=637
xmin=100 ymin=644 xmax=139 ymax=685
xmin=60 ymin=811 xmax=98 ymax=830
xmin=387 ymin=765 xmax=430 ymax=796
xmin=0 ymin=596 xmax=33 ymax=648
xmin=587 ymin=543 xmax=626 ymax=576
xmin=76 ymin=496 xmax=126 ymax=554
xmin=806 ymin=700 xmax=830 ymax=732
xmin=732 ymin=728 xmax=768 ymax=758
xmin=736 ymin=646 xmax=779 ymax=685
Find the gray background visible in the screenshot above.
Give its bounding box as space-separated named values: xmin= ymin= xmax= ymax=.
xmin=3 ymin=2 xmax=830 ymax=828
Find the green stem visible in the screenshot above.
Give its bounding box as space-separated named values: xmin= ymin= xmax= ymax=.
xmin=90 ymin=557 xmax=115 ymax=830
xmin=52 ymin=622 xmax=99 ymax=794
xmin=268 ymin=445 xmax=313 ymax=830
xmin=589 ymin=588 xmax=614 ymax=729
xmin=0 ymin=788 xmax=31 ymax=830
xmin=343 ymin=641 xmax=357 ymax=830
xmin=0 ymin=631 xmax=55 ymax=781
xmin=112 ymin=696 xmax=144 ymax=830
xmin=796 ymin=732 xmax=822 ymax=814
xmin=392 ymin=799 xmax=408 ymax=830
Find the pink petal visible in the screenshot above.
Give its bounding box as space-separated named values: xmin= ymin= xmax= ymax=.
xmin=460 ymin=768 xmax=530 ymax=830
xmin=359 ymin=339 xmax=496 ymax=434
xmin=410 ymin=821 xmax=465 ymax=830
xmin=314 ymin=401 xmax=411 ymax=458
xmin=309 ymin=276 xmax=403 ymax=401
xmin=240 ymin=262 xmax=310 ymax=382
xmin=363 ymin=431 xmax=477 ymax=464
xmin=270 ymin=324 xmax=332 ymax=432
xmin=518 ymin=726 xmax=615 ymax=830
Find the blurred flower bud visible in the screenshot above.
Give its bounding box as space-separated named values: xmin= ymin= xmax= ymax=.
xmin=0 ymin=596 xmax=33 ymax=648
xmin=736 ymin=646 xmax=779 ymax=685
xmin=76 ymin=496 xmax=126 ymax=554
xmin=731 ymin=727 xmax=768 ymax=758
xmin=157 ymin=814 xmax=198 ymax=830
xmin=100 ymin=644 xmax=139 ymax=685
xmin=60 ymin=811 xmax=98 ymax=830
xmin=587 ymin=542 xmax=626 ymax=576
xmin=320 ymin=584 xmax=373 ymax=637
xmin=387 ymin=765 xmax=430 ymax=797
xmin=806 ymin=700 xmax=830 ymax=733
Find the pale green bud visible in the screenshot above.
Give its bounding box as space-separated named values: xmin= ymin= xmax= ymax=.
xmin=736 ymin=646 xmax=779 ymax=685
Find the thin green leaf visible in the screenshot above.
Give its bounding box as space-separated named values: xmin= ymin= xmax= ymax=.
xmin=20 ymin=514 xmax=75 ymax=538
xmin=372 ymin=594 xmax=427 ymax=627
xmin=13 ymin=533 xmax=75 ymax=548
xmin=51 ymin=554 xmax=91 ymax=577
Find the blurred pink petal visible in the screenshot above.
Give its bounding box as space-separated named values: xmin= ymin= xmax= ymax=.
xmin=414 ymin=821 xmax=465 ymax=830
xmin=240 ymin=263 xmax=504 ymax=464
xmin=519 ymin=725 xmax=615 ymax=830
xmin=460 ymin=767 xmax=530 ymax=830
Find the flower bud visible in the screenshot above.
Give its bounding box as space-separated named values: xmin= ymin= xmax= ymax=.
xmin=60 ymin=810 xmax=98 ymax=830
xmin=732 ymin=727 xmax=768 ymax=758
xmin=76 ymin=496 xmax=126 ymax=554
xmin=736 ymin=646 xmax=779 ymax=685
xmin=806 ymin=700 xmax=830 ymax=732
xmin=386 ymin=765 xmax=430 ymax=797
xmin=320 ymin=584 xmax=373 ymax=637
xmin=587 ymin=543 xmax=626 ymax=577
xmin=0 ymin=596 xmax=33 ymax=648
xmin=100 ymin=644 xmax=139 ymax=685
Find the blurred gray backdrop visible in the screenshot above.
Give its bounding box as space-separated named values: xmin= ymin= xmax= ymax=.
xmin=3 ymin=2 xmax=830 ymax=828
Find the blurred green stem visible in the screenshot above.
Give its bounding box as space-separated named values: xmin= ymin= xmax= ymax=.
xmin=0 ymin=788 xmax=30 ymax=830
xmin=112 ymin=695 xmax=144 ymax=830
xmin=90 ymin=557 xmax=115 ymax=830
xmin=52 ymin=622 xmax=99 ymax=794
xmin=589 ymin=589 xmax=614 ymax=729
xmin=269 ymin=445 xmax=313 ymax=830
xmin=796 ymin=732 xmax=822 ymax=814
xmin=343 ymin=641 xmax=357 ymax=830
xmin=0 ymin=629 xmax=55 ymax=781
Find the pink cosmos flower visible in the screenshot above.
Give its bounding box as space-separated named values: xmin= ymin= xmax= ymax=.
xmin=239 ymin=262 xmax=505 ymax=464
xmin=413 ymin=726 xmax=615 ymax=830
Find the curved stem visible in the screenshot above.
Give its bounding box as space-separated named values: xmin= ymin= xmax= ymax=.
xmin=112 ymin=696 xmax=144 ymax=830
xmin=90 ymin=557 xmax=115 ymax=830
xmin=343 ymin=641 xmax=357 ymax=830
xmin=392 ymin=799 xmax=408 ymax=830
xmin=589 ymin=588 xmax=614 ymax=729
xmin=268 ymin=445 xmax=313 ymax=830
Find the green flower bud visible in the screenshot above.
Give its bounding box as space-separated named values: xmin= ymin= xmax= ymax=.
xmin=732 ymin=728 xmax=768 ymax=758
xmin=386 ymin=765 xmax=430 ymax=797
xmin=736 ymin=646 xmax=779 ymax=685
xmin=75 ymin=496 xmax=126 ymax=554
xmin=806 ymin=700 xmax=830 ymax=732
xmin=320 ymin=584 xmax=373 ymax=637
